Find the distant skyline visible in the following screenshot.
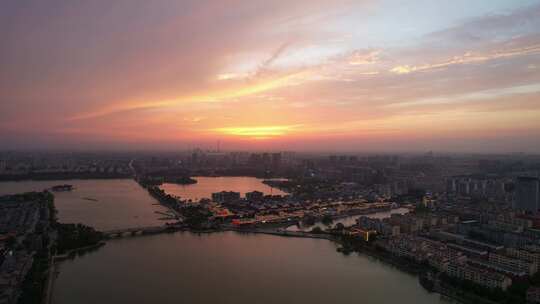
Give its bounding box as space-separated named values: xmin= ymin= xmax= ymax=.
xmin=1 ymin=0 xmax=540 ymax=152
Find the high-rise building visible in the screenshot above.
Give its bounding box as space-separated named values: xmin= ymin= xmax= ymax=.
xmin=515 ymin=177 xmax=540 ymax=213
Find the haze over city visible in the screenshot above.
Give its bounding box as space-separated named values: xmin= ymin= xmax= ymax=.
xmin=4 ymin=2 xmax=540 ymax=304
xmin=1 ymin=0 xmax=540 ymax=152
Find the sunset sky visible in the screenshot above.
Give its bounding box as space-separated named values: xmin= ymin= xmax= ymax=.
xmin=1 ymin=0 xmax=540 ymax=152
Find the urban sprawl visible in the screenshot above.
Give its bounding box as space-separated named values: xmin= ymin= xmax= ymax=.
xmin=1 ymin=150 xmax=540 ymax=304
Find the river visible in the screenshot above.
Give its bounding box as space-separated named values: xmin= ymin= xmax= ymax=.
xmin=0 ymin=178 xmax=447 ymax=303
xmin=52 ymin=232 xmax=447 ymax=304
xmin=0 ymin=179 xmax=170 ymax=231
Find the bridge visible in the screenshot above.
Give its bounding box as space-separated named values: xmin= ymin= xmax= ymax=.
xmin=102 ymin=225 xmax=174 ymax=238
xmin=229 ymin=227 xmax=337 ymax=241
xmin=102 ymin=224 xmax=336 ymax=241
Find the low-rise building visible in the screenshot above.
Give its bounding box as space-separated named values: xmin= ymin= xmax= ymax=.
xmin=506 ymin=248 xmax=540 ymax=266
xmin=211 ymin=191 xmax=241 ymax=203
xmin=447 ymin=261 xmax=512 ymax=291
xmin=489 ymin=253 xmax=537 ymax=276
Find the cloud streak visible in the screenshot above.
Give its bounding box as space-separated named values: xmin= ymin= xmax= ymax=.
xmin=390 ymin=44 xmax=540 ymax=74
xmin=1 ymin=0 xmax=540 ymax=152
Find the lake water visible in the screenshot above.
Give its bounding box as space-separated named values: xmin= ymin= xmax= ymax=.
xmin=287 ymin=207 xmax=410 ymax=231
xmin=160 ymin=176 xmax=287 ymax=201
xmin=0 ymin=179 xmax=170 ymax=231
xmin=1 ymin=178 xmax=447 ymax=304
xmin=52 ymin=232 xmax=447 ymax=304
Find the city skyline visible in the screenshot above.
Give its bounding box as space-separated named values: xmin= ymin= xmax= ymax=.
xmin=1 ymin=0 xmax=540 ymax=152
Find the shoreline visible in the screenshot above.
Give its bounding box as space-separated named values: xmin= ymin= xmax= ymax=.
xmin=53 ymin=241 xmax=106 ymax=261
xmin=0 ymin=175 xmax=131 ymax=182
xmin=40 ymin=177 xmax=452 ymax=304
xmin=45 ymin=241 xmax=107 ymax=304
xmin=47 ymin=227 xmax=464 ymax=304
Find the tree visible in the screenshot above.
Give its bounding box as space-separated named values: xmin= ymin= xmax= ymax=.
xmin=321 ymin=214 xmax=333 ymax=225
xmin=334 ymin=223 xmax=345 ymax=231
xmin=6 ymin=236 xmax=16 ymax=248
xmin=303 ymin=216 xmax=316 ymax=226
xmin=311 ymin=227 xmax=323 ymax=234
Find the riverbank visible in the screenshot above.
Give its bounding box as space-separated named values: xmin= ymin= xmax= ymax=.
xmin=45 ymin=241 xmax=104 ymax=304
xmin=44 ymin=221 xmax=107 ymax=304
xmin=49 ymin=220 xmax=524 ymax=304
xmin=45 ymin=241 xmax=107 ymax=303
xmin=0 ymin=174 xmax=131 ymax=182
xmin=32 ymin=178 xmax=443 ymax=303
xmin=223 ymin=227 xmax=470 ymax=303
xmin=53 ymin=241 xmax=106 ymax=261
xmin=425 ymin=277 xmax=497 ymax=304
xmin=50 ymin=231 xmax=444 ymax=304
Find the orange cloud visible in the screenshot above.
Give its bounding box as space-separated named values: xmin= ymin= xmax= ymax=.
xmin=390 ymin=44 xmax=540 ymax=74
xmin=68 ymin=71 xmax=308 ymax=121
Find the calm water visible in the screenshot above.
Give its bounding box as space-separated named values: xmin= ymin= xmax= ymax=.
xmin=52 ymin=232 xmax=446 ymax=304
xmin=160 ymin=176 xmax=287 ymax=201
xmin=287 ymin=207 xmax=410 ymax=231
xmin=0 ymin=179 xmax=170 ymax=231
xmin=2 ymin=179 xmax=446 ymax=303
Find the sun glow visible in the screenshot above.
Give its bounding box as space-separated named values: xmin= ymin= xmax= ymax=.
xmin=214 ymin=125 xmax=298 ymax=138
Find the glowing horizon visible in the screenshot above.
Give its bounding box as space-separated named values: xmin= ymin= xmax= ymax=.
xmin=215 ymin=125 xmax=301 ymax=139
xmin=1 ymin=0 xmax=540 ymax=152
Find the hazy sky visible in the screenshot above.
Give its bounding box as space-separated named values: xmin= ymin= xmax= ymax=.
xmin=1 ymin=0 xmax=540 ymax=152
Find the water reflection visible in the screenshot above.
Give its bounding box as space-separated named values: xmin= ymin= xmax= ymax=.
xmin=287 ymin=207 xmax=410 ymax=231
xmin=0 ymin=179 xmax=170 ymax=231
xmin=52 ymin=232 xmax=447 ymax=304
xmin=160 ymin=176 xmax=287 ymax=201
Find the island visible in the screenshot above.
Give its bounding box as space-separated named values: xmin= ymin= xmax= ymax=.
xmin=50 ymin=184 xmax=74 ymax=192
xmin=169 ymin=176 xmax=197 ymax=185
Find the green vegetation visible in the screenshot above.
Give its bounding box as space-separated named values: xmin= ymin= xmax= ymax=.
xmin=181 ymin=205 xmax=211 ymax=229
xmin=46 ymin=193 xmax=57 ymax=225
xmin=336 ymin=245 xmax=352 ymax=255
xmin=17 ymin=248 xmax=49 ymax=304
xmin=414 ymin=203 xmax=429 ymax=214
xmin=340 ymin=234 xmax=366 ymax=247
xmin=440 ymin=273 xmax=523 ymax=304
xmin=302 ymin=216 xmax=316 ymax=226
xmin=310 ymin=227 xmax=324 ymax=234
xmin=172 ymin=176 xmax=197 ymax=185
xmin=334 ymin=223 xmax=345 ymax=231
xmin=55 ymin=223 xmax=104 ymax=254
xmin=321 ymin=214 xmax=333 ymax=225
xmin=435 ymin=268 xmax=540 ymax=304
